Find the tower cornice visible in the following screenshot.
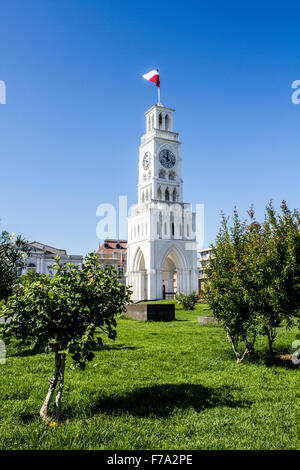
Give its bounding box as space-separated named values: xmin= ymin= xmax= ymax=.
xmin=145 ymin=104 xmax=175 ymax=115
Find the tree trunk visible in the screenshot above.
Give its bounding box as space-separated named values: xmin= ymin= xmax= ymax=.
xmin=265 ymin=328 xmax=275 ymax=358
xmin=40 ymin=351 xmax=61 ymax=422
xmin=40 ymin=351 xmax=66 ymax=423
xmin=55 ymin=353 xmax=66 ymax=422
xmin=226 ymin=330 xmax=249 ymax=363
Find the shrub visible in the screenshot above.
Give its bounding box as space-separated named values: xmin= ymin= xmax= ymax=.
xmin=175 ymin=292 xmax=198 ymax=310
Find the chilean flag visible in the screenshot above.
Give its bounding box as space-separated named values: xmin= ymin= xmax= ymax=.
xmin=142 ymin=69 xmax=160 ymax=87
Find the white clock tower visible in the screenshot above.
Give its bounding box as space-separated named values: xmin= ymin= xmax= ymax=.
xmin=126 ymin=102 xmax=198 ymax=301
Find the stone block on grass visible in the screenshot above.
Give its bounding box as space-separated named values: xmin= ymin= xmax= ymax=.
xmin=124 ymin=303 xmax=175 ymax=321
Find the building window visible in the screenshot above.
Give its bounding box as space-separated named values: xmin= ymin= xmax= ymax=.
xmin=159 ymin=169 xmax=166 ymax=179
xmin=164 ymin=222 xmax=167 ymax=235
xmin=169 ymin=171 xmax=176 ymax=181
xmin=165 ymin=188 xmax=170 ymax=201
xmin=27 ymin=263 xmax=36 ymax=272
xmin=172 ymin=223 xmax=175 ymax=236
xmin=157 ymin=186 xmax=162 ymax=200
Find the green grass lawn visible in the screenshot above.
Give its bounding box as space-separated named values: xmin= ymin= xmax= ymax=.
xmin=0 ymin=302 xmax=299 ymax=450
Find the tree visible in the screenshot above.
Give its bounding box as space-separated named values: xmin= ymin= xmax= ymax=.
xmin=204 ymin=201 xmax=300 ymax=362
xmin=0 ymin=226 xmax=30 ymax=300
xmin=0 ymin=253 xmax=132 ymax=423
xmin=204 ymin=209 xmax=257 ymax=362
xmin=254 ymin=201 xmax=300 ymax=356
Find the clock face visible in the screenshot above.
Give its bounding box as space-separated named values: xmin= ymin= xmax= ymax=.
xmin=143 ymin=152 xmax=151 ymax=170
xmin=159 ymin=149 xmax=176 ymax=169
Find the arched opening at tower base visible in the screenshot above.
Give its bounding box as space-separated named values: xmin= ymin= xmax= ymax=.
xmin=159 ymin=245 xmax=190 ymax=300
xmin=127 ymin=244 xmax=196 ymax=302
xmin=162 ymin=251 xmax=178 ymax=299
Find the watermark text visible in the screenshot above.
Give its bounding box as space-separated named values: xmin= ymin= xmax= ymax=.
xmin=0 ymin=80 xmax=6 ymax=104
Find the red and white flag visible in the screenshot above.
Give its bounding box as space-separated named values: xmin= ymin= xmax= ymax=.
xmin=142 ymin=69 xmax=160 ymax=87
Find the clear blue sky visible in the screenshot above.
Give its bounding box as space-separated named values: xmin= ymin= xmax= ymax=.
xmin=0 ymin=0 xmax=299 ymax=255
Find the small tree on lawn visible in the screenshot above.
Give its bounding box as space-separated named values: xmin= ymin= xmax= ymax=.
xmin=0 ymin=225 xmax=30 ymax=300
xmin=0 ymin=253 xmax=131 ymax=423
xmin=256 ymin=201 xmax=300 ymax=356
xmin=204 ymin=209 xmax=257 ymax=362
xmin=204 ymin=201 xmax=300 ymax=362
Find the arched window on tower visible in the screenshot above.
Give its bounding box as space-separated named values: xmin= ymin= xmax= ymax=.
xmin=164 ymin=222 xmax=167 ymax=235
xmin=159 ymin=169 xmax=166 ymax=179
xmin=169 ymin=171 xmax=176 ymax=181
xmin=172 ymin=223 xmax=175 ymax=236
xmin=157 ymin=186 xmax=162 ymax=200
xmin=165 ymin=114 xmax=169 ymax=131
xmin=165 ymin=187 xmax=170 ymax=201
xmin=159 ymin=113 xmax=162 ymax=129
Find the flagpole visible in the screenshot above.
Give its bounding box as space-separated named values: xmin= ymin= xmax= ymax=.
xmin=158 ymin=66 xmax=160 ymax=105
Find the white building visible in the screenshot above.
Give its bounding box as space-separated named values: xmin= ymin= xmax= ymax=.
xmin=20 ymin=241 xmax=83 ymax=276
xmin=126 ymin=102 xmax=198 ymax=301
xmin=198 ymin=247 xmax=213 ymax=290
